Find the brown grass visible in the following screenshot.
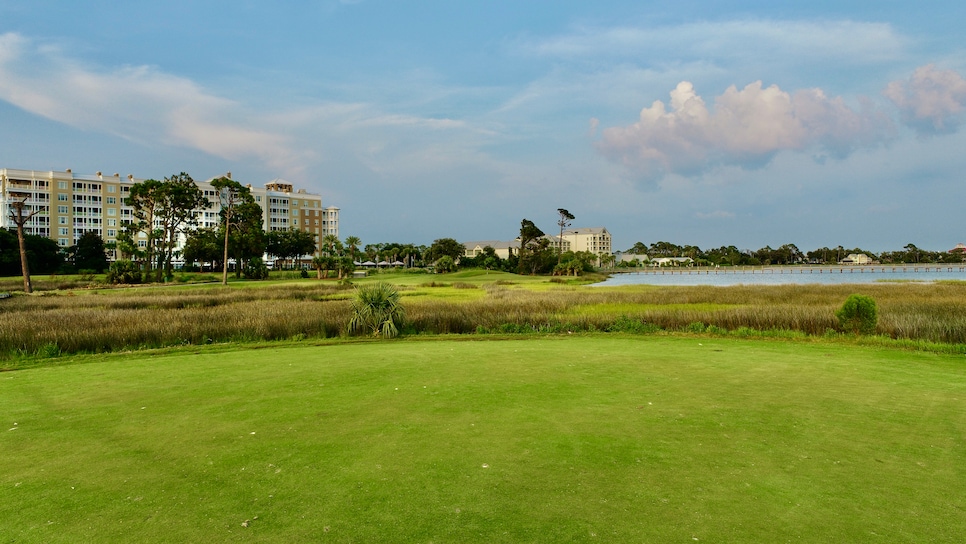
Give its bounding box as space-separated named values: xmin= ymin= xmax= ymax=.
xmin=2 ymin=280 xmax=966 ymax=359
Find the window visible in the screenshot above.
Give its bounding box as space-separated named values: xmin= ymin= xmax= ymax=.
xmin=58 ymin=181 xmax=67 ymax=189
xmin=58 ymin=217 xmax=67 ymax=225
xmin=108 ymin=185 xmax=116 ymax=193
xmin=293 ymin=219 xmax=298 ymax=226
xmin=107 ymin=219 xmax=116 ymax=227
xmin=58 ymin=238 xmax=69 ymax=247
xmin=58 ymin=205 xmax=68 ymax=213
xmin=58 ymin=193 xmax=68 ymax=201
xmin=138 ymin=240 xmax=147 ymax=248
xmin=108 ymin=208 xmax=116 ymax=216
xmin=107 ymin=197 xmax=116 ymax=204
xmin=107 ymin=229 xmax=116 ymax=237
xmin=59 ymin=227 xmax=69 ymax=236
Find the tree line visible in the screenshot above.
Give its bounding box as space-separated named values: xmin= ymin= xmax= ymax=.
xmin=114 ymin=175 xmax=321 ymax=284
xmin=622 ymin=241 xmax=966 ymax=266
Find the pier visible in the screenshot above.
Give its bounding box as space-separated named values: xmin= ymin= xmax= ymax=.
xmin=612 ymin=265 xmax=966 ymax=276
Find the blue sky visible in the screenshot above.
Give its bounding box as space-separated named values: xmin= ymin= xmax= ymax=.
xmin=2 ymin=1 xmax=965 ymax=252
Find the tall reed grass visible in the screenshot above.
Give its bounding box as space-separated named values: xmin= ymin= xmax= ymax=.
xmin=2 ymin=280 xmax=965 ymax=360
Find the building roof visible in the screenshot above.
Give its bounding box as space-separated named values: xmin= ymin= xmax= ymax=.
xmin=564 ymin=227 xmax=609 ymax=236
xmin=463 ymin=240 xmax=520 ymax=250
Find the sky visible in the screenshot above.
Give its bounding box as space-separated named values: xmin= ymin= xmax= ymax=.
xmin=1 ymin=1 xmax=965 ymax=253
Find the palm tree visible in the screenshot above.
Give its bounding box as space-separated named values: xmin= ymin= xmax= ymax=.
xmin=321 ymin=234 xmax=342 ymax=257
xmin=312 ymin=255 xmax=333 ymax=279
xmin=336 ymin=256 xmax=355 ymax=280
xmin=348 ymin=282 xmax=405 ymax=338
xmin=556 ymin=208 xmax=575 ymax=264
xmin=344 ymin=235 xmax=361 ymax=263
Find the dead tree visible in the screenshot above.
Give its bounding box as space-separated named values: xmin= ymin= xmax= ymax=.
xmin=7 ymin=191 xmax=44 ymax=293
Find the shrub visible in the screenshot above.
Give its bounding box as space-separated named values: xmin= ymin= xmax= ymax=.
xmin=244 ymin=257 xmax=270 ymax=280
xmin=106 ymin=260 xmax=142 ymax=284
xmin=348 ymin=282 xmax=406 ymax=338
xmin=836 ymin=294 xmax=878 ymax=335
xmin=606 ymin=315 xmax=661 ymax=334
xmin=434 ymin=256 xmax=456 ymax=273
xmin=685 ymin=322 xmax=707 ymax=333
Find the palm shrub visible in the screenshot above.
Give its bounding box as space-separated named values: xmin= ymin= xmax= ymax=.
xmin=348 ymin=282 xmax=405 ymax=338
xmin=835 ymin=294 xmax=878 ymax=335
xmin=106 ymin=259 xmax=142 ymax=284
xmin=243 ymin=257 xmax=269 ymax=280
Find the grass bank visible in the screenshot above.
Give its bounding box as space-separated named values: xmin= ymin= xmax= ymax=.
xmin=2 ymin=336 xmax=964 ymax=542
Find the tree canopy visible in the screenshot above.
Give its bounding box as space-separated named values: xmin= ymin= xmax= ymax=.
xmin=267 ymin=228 xmax=317 ymax=268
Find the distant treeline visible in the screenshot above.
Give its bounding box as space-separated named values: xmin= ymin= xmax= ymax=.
xmin=623 ymin=241 xmax=963 ymax=266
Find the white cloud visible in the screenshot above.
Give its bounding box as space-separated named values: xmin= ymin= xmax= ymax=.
xmin=884 ymin=64 xmax=966 ymax=135
xmin=0 ymin=33 xmax=300 ymax=171
xmin=522 ymin=20 xmax=905 ymax=66
xmin=596 ymin=80 xmax=893 ymax=177
xmin=695 ymin=210 xmax=736 ymax=220
xmin=0 ymin=32 xmax=479 ymax=182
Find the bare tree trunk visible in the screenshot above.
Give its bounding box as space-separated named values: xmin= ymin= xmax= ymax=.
xmin=8 ymin=196 xmax=40 ymax=293
xmin=222 ymin=224 xmax=230 ymax=285
xmin=16 ymin=223 xmax=32 ymax=293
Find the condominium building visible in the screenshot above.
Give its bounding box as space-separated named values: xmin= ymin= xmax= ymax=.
xmin=561 ymin=227 xmax=611 ymax=257
xmin=0 ymin=168 xmax=339 ymax=259
xmin=463 ymin=227 xmax=612 ymax=262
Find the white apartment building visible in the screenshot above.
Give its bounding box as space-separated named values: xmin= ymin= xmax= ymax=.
xmin=0 ymin=168 xmax=339 ymax=259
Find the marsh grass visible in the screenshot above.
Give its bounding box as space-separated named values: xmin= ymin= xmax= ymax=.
xmin=3 ymin=278 xmax=966 ymax=360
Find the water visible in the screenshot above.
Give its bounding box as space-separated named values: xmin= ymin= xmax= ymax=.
xmin=593 ymin=266 xmax=966 ymax=287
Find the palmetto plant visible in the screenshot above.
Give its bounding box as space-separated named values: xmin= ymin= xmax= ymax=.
xmin=348 ymin=282 xmax=406 ymax=338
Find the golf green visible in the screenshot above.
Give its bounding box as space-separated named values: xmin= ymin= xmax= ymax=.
xmin=2 ymin=336 xmax=964 ymax=542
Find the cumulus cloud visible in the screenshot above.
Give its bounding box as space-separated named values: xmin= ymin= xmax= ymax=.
xmin=884 ymin=64 xmax=966 ymax=135
xmin=596 ymin=80 xmax=892 ymax=177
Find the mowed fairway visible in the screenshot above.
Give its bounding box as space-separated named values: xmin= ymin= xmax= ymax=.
xmin=2 ymin=336 xmax=964 ymax=543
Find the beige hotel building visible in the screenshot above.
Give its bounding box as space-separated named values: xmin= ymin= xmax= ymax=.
xmin=0 ymin=168 xmax=339 ymax=260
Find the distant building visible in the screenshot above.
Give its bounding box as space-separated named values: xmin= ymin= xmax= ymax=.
xmin=651 ymin=257 xmax=694 ymax=267
xmin=462 ymin=240 xmax=520 ymax=260
xmin=840 ymin=253 xmax=874 ymax=265
xmin=0 ymin=167 xmax=338 ymax=261
xmin=463 ymin=226 xmax=612 ymax=264
xmin=615 ymin=252 xmax=649 ymax=265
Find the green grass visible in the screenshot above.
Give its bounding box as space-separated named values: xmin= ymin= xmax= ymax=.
xmin=2 ymin=336 xmax=965 ymax=542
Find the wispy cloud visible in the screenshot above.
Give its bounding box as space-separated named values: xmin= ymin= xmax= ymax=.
xmin=520 ymin=19 xmax=906 ymax=66
xmin=0 ymin=32 xmax=474 ymax=181
xmin=0 ymin=33 xmax=300 ymax=170
xmin=695 ymin=210 xmax=736 ymax=220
